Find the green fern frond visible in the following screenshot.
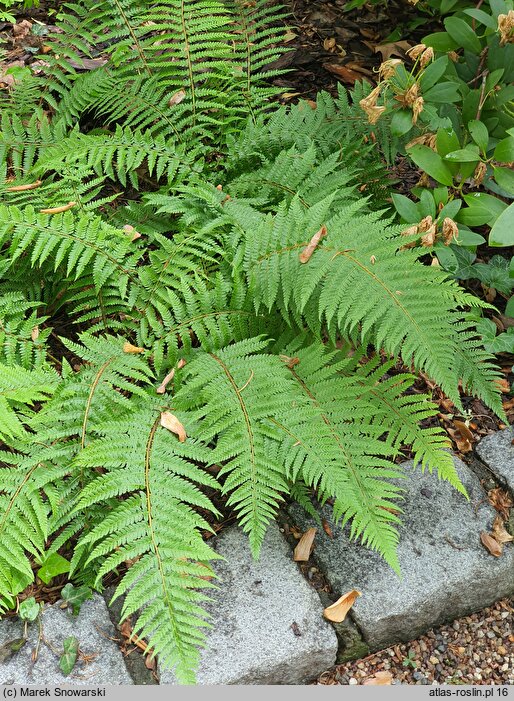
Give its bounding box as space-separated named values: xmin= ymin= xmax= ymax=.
xmin=0 ymin=363 xmax=57 ymax=441
xmin=240 ymin=195 xmax=503 ymax=413
xmin=72 ymin=398 xmax=221 ymax=683
xmin=0 ymin=206 xmax=140 ymax=291
xmin=0 ymin=448 xmax=68 ymax=613
xmin=267 ymin=341 xmax=404 ymax=571
xmin=176 ymin=337 xmax=295 ymax=556
xmin=0 ymin=293 xmax=51 ymax=369
xmin=36 ymin=126 xmax=200 ymax=189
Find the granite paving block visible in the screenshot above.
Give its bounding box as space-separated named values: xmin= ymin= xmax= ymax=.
xmin=477 ymin=427 xmax=514 ymax=490
xmin=289 ymin=456 xmax=514 ymax=651
xmin=159 ymin=521 xmax=337 ymax=685
xmin=0 ymin=594 xmax=132 ymax=685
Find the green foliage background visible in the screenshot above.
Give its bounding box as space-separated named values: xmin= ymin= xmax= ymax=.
xmin=0 ymin=0 xmax=506 ymax=682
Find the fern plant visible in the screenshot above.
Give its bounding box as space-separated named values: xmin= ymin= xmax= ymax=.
xmin=0 ymin=0 xmax=506 ymax=683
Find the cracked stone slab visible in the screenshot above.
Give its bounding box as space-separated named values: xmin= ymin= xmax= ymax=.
xmin=159 ymin=521 xmax=337 ymax=685
xmin=289 ymin=456 xmax=514 ymax=651
xmin=476 ymin=427 xmax=514 ymax=491
xmin=0 ymin=594 xmax=132 ymax=685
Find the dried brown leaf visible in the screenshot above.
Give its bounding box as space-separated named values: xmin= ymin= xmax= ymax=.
xmin=363 ymin=671 xmax=393 ymax=685
xmin=168 ymin=89 xmax=186 ymax=106
xmin=156 ymin=368 xmax=175 ymax=394
xmin=39 ymin=202 xmax=76 ymax=214
xmin=160 ymin=411 xmax=187 ymax=442
xmin=480 ymin=531 xmax=503 ymax=557
xmin=299 ymin=225 xmax=327 ymax=263
xmin=323 ymin=63 xmax=363 ymax=84
xmin=293 ymin=527 xmax=316 ymax=561
xmin=323 ymin=589 xmax=361 ymax=622
xmin=488 ymin=487 xmax=513 ymax=520
xmin=373 ymin=40 xmax=412 ymax=61
xmin=123 ymin=341 xmax=145 ymax=354
xmin=322 ymin=518 xmax=333 ymax=538
xmin=492 ymin=515 xmax=514 ymax=544
xmin=453 ymin=420 xmax=474 ymax=443
xmin=6 ymin=180 xmax=42 ymax=192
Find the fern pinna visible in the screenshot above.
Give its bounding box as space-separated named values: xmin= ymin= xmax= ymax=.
xmin=0 ymin=0 xmax=505 ymax=683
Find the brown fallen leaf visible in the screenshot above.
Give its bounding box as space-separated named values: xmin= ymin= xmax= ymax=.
xmin=6 ymin=179 xmax=42 ymax=192
xmin=323 ymin=63 xmax=363 ymax=85
xmin=492 ymin=515 xmax=514 ymax=544
xmin=447 ymin=427 xmax=472 ymax=453
xmin=344 ymin=61 xmax=374 ymax=76
xmin=31 ymin=326 xmax=39 ymax=341
xmin=293 ymin=527 xmax=316 ymax=561
xmin=495 ymin=378 xmax=511 ymax=393
xmin=39 ymin=201 xmax=76 ymax=214
xmin=453 ymin=420 xmax=474 ymax=443
xmin=363 ymin=670 xmax=393 ymax=685
xmin=144 ymin=653 xmax=157 ymax=671
xmin=12 ymin=19 xmax=32 ymax=40
xmin=279 ymin=354 xmax=300 ymax=369
xmin=156 ymin=368 xmax=175 ymax=394
xmin=480 ymin=531 xmax=503 ymax=557
xmin=123 ymin=224 xmax=142 ymax=241
xmin=123 ymin=341 xmax=145 ymax=354
xmin=373 ymin=40 xmax=413 ymax=61
xmin=169 ymin=89 xmax=186 ymax=107
xmin=322 ymin=518 xmax=333 ymax=539
xmin=299 ymin=225 xmax=327 ymax=264
xmin=488 ymin=487 xmax=513 ymax=520
xmin=323 ymin=589 xmax=361 ymax=622
xmin=160 ymin=411 xmax=187 ymax=442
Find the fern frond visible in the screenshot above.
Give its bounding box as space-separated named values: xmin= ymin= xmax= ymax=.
xmin=0 ymin=363 xmax=57 ymax=441
xmin=0 ymin=206 xmax=140 ymax=292
xmin=240 ymin=195 xmax=503 ymax=412
xmin=72 ymin=398 xmax=221 ymax=683
xmin=176 ymin=337 xmax=295 ymax=556
xmin=0 ymin=293 xmax=51 ymax=369
xmin=0 ymin=449 xmax=68 ymax=613
xmin=267 ymin=341 xmax=404 ymax=571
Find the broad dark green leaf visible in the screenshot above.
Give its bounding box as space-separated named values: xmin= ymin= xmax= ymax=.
xmin=407 ymin=145 xmax=454 ymax=186
xmin=490 ymin=202 xmax=514 ymax=247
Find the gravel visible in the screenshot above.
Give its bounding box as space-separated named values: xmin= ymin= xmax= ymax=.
xmin=316 ymin=599 xmax=514 ymax=685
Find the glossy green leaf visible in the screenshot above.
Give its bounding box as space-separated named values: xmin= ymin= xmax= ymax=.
xmin=459 ymin=193 xmax=507 ymax=227
xmin=490 ymin=202 xmax=514 ymax=247
xmin=505 ymin=295 xmax=514 ymax=318
xmin=444 ymin=147 xmax=480 ymax=163
xmin=391 ymin=109 xmax=414 ymax=137
xmin=463 ymin=8 xmax=497 ymax=29
xmin=423 ymin=31 xmax=458 ymax=52
xmin=468 ymin=120 xmax=489 ymax=153
xmin=420 ymin=56 xmax=449 ymax=92
xmin=37 ymin=552 xmax=70 ymax=585
xmin=444 ymin=17 xmax=482 ymax=53
xmin=423 ymin=82 xmax=461 ymax=103
xmin=407 ymin=145 xmax=454 ymax=186
xmin=494 ymin=166 xmax=514 ymax=195
xmin=494 ymin=136 xmax=514 ymax=163
xmin=61 ymin=583 xmax=93 ymax=616
xmin=391 ymin=193 xmax=420 ymax=223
